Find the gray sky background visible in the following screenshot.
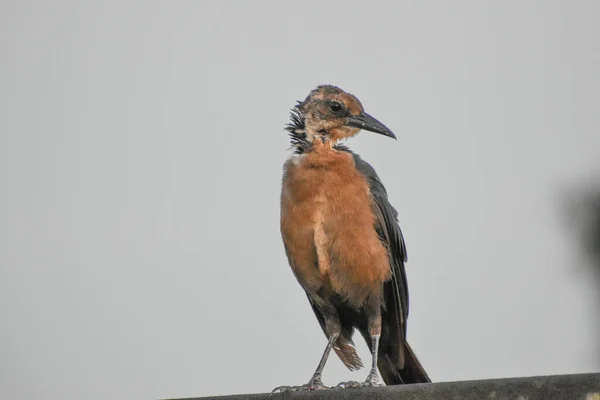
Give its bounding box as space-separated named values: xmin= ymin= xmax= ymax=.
xmin=1 ymin=1 xmax=599 ymax=399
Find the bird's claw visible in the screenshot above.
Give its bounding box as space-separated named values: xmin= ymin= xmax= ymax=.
xmin=272 ymin=380 xmax=329 ymax=393
xmin=272 ymin=385 xmax=305 ymax=393
xmin=335 ymin=377 xmax=383 ymax=389
xmin=364 ymin=371 xmax=383 ymax=387
xmin=335 ymin=380 xmax=362 ymax=389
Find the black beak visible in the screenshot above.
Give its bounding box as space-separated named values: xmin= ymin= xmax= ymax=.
xmin=347 ymin=112 xmax=397 ymax=139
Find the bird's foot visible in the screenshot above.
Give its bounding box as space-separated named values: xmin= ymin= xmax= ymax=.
xmin=335 ymin=380 xmax=363 ymax=389
xmin=364 ymin=370 xmax=383 ymax=387
xmin=272 ymin=377 xmax=329 ymax=393
xmin=335 ymin=372 xmax=382 ymax=389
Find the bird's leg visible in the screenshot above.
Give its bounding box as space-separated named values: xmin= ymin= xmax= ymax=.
xmin=337 ymin=294 xmax=383 ymax=389
xmin=306 ymin=332 xmax=338 ymax=388
xmin=272 ymin=333 xmax=338 ymax=393
xmin=364 ymin=332 xmax=382 ymax=386
xmin=336 ymin=331 xmax=382 ymax=389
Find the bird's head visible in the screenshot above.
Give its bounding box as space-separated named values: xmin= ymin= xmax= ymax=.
xmin=286 ymin=85 xmax=396 ymax=148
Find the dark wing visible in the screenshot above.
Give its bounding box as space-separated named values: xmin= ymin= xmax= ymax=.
xmin=339 ymin=146 xmax=430 ymax=384
xmin=337 ymin=145 xmax=409 ymax=344
xmin=341 ymin=147 xmax=409 ymax=332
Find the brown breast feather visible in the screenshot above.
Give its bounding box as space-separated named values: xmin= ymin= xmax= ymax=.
xmin=281 ymin=142 xmax=391 ymax=306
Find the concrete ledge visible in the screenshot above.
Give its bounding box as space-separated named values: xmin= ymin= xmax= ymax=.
xmin=169 ymin=372 xmax=600 ymax=400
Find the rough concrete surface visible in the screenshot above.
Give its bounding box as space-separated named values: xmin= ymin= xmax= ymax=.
xmin=169 ymin=373 xmax=600 ymax=400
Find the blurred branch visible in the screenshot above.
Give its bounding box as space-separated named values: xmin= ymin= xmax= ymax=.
xmin=566 ymin=186 xmax=600 ymax=269
xmin=563 ymin=182 xmax=600 ymax=364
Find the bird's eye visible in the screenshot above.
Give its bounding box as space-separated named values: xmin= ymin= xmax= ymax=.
xmin=329 ymin=102 xmax=343 ymax=113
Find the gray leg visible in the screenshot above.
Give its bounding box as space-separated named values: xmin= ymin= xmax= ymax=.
xmin=363 ymin=292 xmax=383 ymax=386
xmin=337 ymin=293 xmax=383 ymax=389
xmin=337 ymin=332 xmax=382 ymax=388
xmin=273 ymin=303 xmax=341 ymax=393
xmin=364 ymin=333 xmax=381 ymax=385
xmin=307 ymin=332 xmax=339 ymax=388
xmin=272 ymin=333 xmax=338 ymax=393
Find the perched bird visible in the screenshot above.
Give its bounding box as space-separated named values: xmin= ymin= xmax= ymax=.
xmin=276 ymin=85 xmax=430 ymax=391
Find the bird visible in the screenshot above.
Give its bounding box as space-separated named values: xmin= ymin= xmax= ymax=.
xmin=275 ymin=85 xmax=430 ymax=392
